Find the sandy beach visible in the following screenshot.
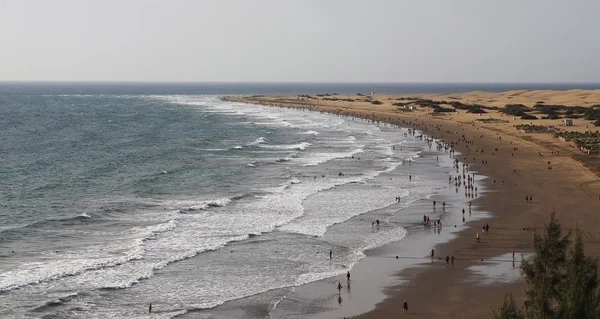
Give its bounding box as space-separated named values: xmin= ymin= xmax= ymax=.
xmin=224 ymin=90 xmax=600 ymax=318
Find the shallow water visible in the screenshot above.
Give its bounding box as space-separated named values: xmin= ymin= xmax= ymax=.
xmin=466 ymin=253 xmax=532 ymax=286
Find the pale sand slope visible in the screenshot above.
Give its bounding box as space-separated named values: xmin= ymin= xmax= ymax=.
xmin=224 ymin=90 xmax=600 ymax=318
xmin=421 ymin=89 xmax=600 ymax=108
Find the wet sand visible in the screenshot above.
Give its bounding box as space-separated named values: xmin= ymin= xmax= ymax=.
xmin=224 ymin=92 xmax=600 ymax=318
xmin=269 ymin=147 xmax=490 ymax=319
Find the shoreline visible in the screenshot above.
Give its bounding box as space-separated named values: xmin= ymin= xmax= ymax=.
xmin=266 ymin=124 xmax=492 ymax=319
xmin=222 ymin=91 xmax=600 ymax=318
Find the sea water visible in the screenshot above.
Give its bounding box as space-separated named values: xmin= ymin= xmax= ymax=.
xmin=1 ymin=84 xmax=475 ymax=318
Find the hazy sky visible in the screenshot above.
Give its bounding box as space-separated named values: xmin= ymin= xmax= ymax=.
xmin=1 ymin=0 xmax=599 ymax=82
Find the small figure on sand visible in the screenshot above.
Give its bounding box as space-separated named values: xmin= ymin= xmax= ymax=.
xmin=430 ymin=248 xmax=435 ymax=259
xmin=346 ymin=271 xmax=351 ymax=281
xmin=149 ymin=303 xmax=152 ymax=314
xmin=403 ymin=300 xmax=408 ymax=314
xmin=337 ymin=282 xmax=343 ymax=293
xmin=476 ymin=232 xmax=480 ymax=243
xmin=330 ymin=249 xmax=333 ymax=259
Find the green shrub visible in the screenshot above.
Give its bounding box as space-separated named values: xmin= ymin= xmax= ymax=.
xmin=503 ymin=104 xmax=529 ymax=116
xmin=521 ymin=114 xmax=538 ymax=120
xmin=477 ymin=118 xmax=508 ymax=123
xmin=433 ymin=106 xmax=455 ymax=113
xmin=515 ymin=124 xmax=547 ymax=132
xmin=555 ymin=131 xmax=597 ymax=140
xmin=467 ymin=107 xmax=487 ymax=114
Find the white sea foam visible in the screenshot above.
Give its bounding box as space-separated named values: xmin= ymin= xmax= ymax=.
xmin=156 ymin=197 xmax=233 ymax=212
xmin=259 ymin=142 xmax=311 ymax=151
xmin=199 ymin=148 xmax=228 ymax=151
xmin=299 ymin=147 xmax=364 ymax=166
xmin=0 ymin=218 xmax=176 ymax=293
xmin=360 ymin=226 xmax=408 ymax=251
xmin=278 ymin=185 xmax=404 ymax=237
xmin=247 ymin=136 xmax=266 ymax=146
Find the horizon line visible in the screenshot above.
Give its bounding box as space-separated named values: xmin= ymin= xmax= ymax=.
xmin=1 ymin=80 xmax=600 ymax=85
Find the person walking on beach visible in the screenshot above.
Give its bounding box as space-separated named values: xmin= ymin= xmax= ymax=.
xmin=476 ymin=232 xmax=480 ymax=243
xmin=149 ymin=303 xmax=152 ymax=314
xmin=337 ymin=282 xmax=343 ymax=294
xmin=346 ymin=271 xmax=350 ymax=282
xmin=329 ymin=249 xmax=333 ymax=259
xmin=403 ymin=300 xmax=408 ymax=314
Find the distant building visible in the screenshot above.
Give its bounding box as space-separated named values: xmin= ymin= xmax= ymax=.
xmin=563 ymin=119 xmax=573 ymax=126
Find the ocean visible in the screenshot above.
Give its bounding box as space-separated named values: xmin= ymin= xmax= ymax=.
xmin=0 ymin=82 xmax=592 ymax=318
